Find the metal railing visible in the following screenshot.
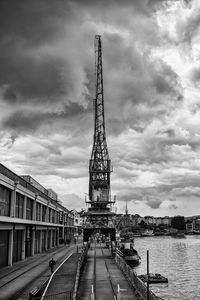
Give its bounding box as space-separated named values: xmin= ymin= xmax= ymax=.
xmin=115 ymin=253 xmax=163 ymax=300
xmin=33 ymin=292 xmax=72 ymax=300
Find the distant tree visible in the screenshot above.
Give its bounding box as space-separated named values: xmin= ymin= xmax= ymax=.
xmin=158 ymin=224 xmax=165 ymax=230
xmin=139 ymin=220 xmax=147 ymax=229
xmin=171 ymin=216 xmax=186 ymax=230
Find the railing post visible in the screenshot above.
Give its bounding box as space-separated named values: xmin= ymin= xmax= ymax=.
xmin=147 ymin=250 xmax=150 ymax=300
xmin=117 ymin=284 xmax=121 ymax=300
xmin=91 ymin=284 xmax=95 ymax=300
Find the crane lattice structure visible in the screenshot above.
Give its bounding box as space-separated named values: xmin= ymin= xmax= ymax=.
xmin=83 ymin=35 xmax=115 ymax=241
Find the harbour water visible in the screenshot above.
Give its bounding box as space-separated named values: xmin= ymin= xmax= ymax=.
xmin=134 ymin=235 xmax=200 ymax=300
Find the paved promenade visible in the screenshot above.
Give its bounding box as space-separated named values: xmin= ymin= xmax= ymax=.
xmin=45 ymin=252 xmax=80 ymax=298
xmin=0 ymin=243 xmax=79 ymax=300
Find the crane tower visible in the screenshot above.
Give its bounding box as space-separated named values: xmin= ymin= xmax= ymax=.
xmin=83 ymin=35 xmax=115 ymax=241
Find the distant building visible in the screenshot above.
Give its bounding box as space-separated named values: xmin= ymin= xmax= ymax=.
xmin=193 ymin=219 xmax=200 ymax=232
xmin=162 ymin=216 xmax=171 ymax=226
xmin=71 ymin=209 xmax=83 ymax=234
xmin=186 ymin=222 xmax=193 ymax=233
xmin=144 ymin=216 xmax=154 ymax=225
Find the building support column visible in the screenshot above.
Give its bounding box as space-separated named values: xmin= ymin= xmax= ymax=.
xmin=23 ymin=196 xmax=27 ymax=219
xmin=54 ymin=229 xmax=56 ymax=247
xmin=39 ymin=230 xmax=42 ymax=253
xmin=45 ymin=230 xmax=48 ymax=250
xmin=62 ymin=212 xmax=65 ymax=240
xmin=33 ymin=193 xmax=38 ymax=221
xmin=49 ymin=230 xmax=52 ymax=248
xmin=21 ymin=229 xmax=26 ymax=260
xmin=40 ymin=205 xmax=43 ymax=222
xmin=8 ymin=230 xmax=13 ymax=266
xmin=46 ymin=204 xmax=49 ymax=223
xmin=31 ymin=228 xmax=35 ymax=256
xmin=62 ymin=226 xmax=65 ymax=241
xmin=56 ymin=228 xmax=59 ymax=246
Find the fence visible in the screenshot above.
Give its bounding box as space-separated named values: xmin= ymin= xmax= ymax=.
xmin=32 ymin=291 xmax=72 ymax=300
xmin=72 ymin=244 xmax=88 ymax=300
xmin=115 ymin=253 xmax=162 ymax=300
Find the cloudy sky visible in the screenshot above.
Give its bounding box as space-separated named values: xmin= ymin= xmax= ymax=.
xmin=1 ymin=0 xmax=200 ymax=217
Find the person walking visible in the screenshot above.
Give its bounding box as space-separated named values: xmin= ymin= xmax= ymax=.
xmin=49 ymin=257 xmax=56 ymax=273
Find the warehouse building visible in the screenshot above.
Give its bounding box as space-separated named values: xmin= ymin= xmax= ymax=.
xmin=0 ymin=163 xmax=75 ymax=268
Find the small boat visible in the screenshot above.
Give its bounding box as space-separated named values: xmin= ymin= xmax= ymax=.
xmin=132 ymin=234 xmax=141 ymax=237
xmin=171 ymin=232 xmax=185 ymax=238
xmin=138 ymin=273 xmax=168 ymax=284
xmin=141 ymin=229 xmax=154 ymax=237
xmin=122 ymin=247 xmax=141 ymax=266
xmin=116 ymin=237 xmax=141 ymax=266
xmin=193 ymin=230 xmax=200 ymax=235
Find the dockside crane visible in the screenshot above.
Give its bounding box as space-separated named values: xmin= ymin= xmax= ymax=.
xmin=89 ymin=35 xmax=111 ymax=205
xmin=83 ymin=35 xmax=116 ymax=241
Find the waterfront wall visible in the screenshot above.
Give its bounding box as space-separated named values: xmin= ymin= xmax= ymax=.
xmin=115 ymin=253 xmax=162 ymax=300
xmin=72 ymin=245 xmax=88 ymax=300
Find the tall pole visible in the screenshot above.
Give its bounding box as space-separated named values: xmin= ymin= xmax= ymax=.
xmin=147 ymin=250 xmax=150 ymax=300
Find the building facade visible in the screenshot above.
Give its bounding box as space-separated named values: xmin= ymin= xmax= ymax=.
xmin=0 ymin=163 xmax=75 ymax=269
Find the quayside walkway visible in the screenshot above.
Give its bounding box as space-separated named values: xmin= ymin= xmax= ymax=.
xmin=77 ymin=243 xmax=138 ymax=300
xmin=36 ymin=242 xmax=162 ymax=300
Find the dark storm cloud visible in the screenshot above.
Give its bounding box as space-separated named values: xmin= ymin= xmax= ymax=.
xmin=117 ymin=187 xmax=164 ymax=209
xmin=1 ymin=53 xmax=67 ymax=102
xmin=0 ymin=0 xmax=94 ymax=106
xmin=2 ymin=102 xmax=91 ymax=133
xmin=147 ymin=198 xmax=163 ymax=209
xmin=190 ymin=68 xmax=200 ymax=84
xmin=103 ymin=32 xmax=182 ymax=136
xmin=156 ymin=173 xmax=200 ymax=195
xmin=0 ymin=0 xmax=71 ymax=102
xmin=0 ymin=0 xmax=72 ymax=45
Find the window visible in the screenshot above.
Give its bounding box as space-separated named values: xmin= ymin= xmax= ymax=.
xmin=42 ymin=205 xmax=46 ymax=222
xmin=59 ymin=211 xmax=63 ymax=224
xmin=15 ymin=193 xmax=24 ymax=218
xmin=26 ymin=198 xmax=33 ymax=220
xmin=49 ymin=208 xmax=51 ymax=223
xmin=56 ymin=211 xmax=59 ymax=224
xmin=36 ymin=203 xmax=41 ymax=221
xmin=0 ymin=185 xmax=11 ymax=216
xmin=64 ymin=213 xmax=68 ymax=225
xmin=52 ymin=210 xmax=55 ymax=223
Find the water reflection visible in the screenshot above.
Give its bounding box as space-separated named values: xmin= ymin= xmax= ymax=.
xmin=134 ymin=236 xmax=200 ymax=299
